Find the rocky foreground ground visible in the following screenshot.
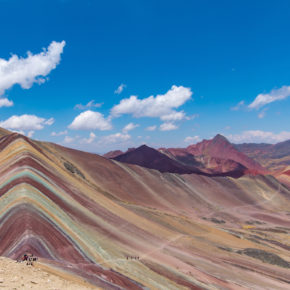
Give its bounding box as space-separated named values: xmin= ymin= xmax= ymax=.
xmin=0 ymin=257 xmax=97 ymax=290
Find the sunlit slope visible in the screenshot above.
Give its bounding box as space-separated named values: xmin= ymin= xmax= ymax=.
xmin=45 ymin=140 xmax=290 ymax=289
xmin=0 ymin=132 xmax=290 ymax=289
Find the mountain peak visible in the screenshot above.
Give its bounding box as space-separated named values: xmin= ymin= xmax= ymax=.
xmin=212 ymin=134 xmax=230 ymax=143
xmin=138 ymin=144 xmax=150 ymax=150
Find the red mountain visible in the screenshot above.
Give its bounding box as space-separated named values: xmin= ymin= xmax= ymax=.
xmin=160 ymin=134 xmax=265 ymax=175
xmin=186 ymin=134 xmax=265 ymax=173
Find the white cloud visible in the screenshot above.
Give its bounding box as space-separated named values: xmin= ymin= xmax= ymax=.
xmin=122 ymin=122 xmax=139 ymax=133
xmin=51 ymin=130 xmax=68 ymax=136
xmin=231 ymin=100 xmax=245 ymax=111
xmin=68 ymin=110 xmax=112 ymax=131
xmin=248 ymin=86 xmax=290 ymax=109
xmin=63 ymin=136 xmax=74 ymax=144
xmin=184 ymin=136 xmax=201 ymax=143
xmin=146 ymin=125 xmax=157 ymax=131
xmin=160 ymin=111 xmax=186 ymax=121
xmin=0 ymin=98 xmax=13 ymax=107
xmin=114 ymin=83 xmax=126 ymax=94
xmin=100 ymin=132 xmax=130 ymax=144
xmin=0 ymin=41 xmax=65 ymax=96
xmin=160 ymin=122 xmax=178 ymax=131
xmin=227 ymin=130 xmax=290 ymax=144
xmin=80 ymin=132 xmax=96 ymax=144
xmin=27 ymin=131 xmax=34 ymax=138
xmin=0 ymin=114 xmax=54 ymax=131
xmin=111 ymin=85 xmax=192 ymax=121
xmin=44 ymin=117 xmax=54 ymax=125
xmin=74 ymin=100 xmax=103 ymax=110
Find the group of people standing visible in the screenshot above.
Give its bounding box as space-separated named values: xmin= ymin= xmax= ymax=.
xmin=18 ymin=253 xmax=38 ymax=265
xmin=126 ymin=256 xmax=140 ymax=260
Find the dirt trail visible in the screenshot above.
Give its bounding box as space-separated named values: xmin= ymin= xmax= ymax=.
xmin=0 ymin=257 xmax=98 ymax=290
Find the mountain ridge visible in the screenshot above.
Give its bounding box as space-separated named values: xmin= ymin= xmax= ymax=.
xmin=106 ymin=134 xmax=269 ymax=178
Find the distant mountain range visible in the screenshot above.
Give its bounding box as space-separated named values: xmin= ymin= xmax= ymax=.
xmin=236 ymin=139 xmax=290 ymax=170
xmin=104 ymin=134 xmax=290 ymax=186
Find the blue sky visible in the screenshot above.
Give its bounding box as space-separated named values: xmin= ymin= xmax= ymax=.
xmin=0 ymin=0 xmax=290 ymax=153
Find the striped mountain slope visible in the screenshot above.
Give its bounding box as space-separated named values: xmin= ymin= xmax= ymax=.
xmin=0 ymin=131 xmax=290 ymax=289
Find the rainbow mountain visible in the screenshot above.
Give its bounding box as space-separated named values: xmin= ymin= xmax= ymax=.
xmin=1 ymin=128 xmax=290 ymax=289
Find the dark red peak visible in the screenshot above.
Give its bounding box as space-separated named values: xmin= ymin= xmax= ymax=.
xmin=136 ymin=144 xmax=152 ymax=150
xmin=115 ymin=144 xmax=157 ymax=159
xmin=127 ymin=144 xmax=162 ymax=157
xmin=113 ymin=144 xmax=203 ymax=174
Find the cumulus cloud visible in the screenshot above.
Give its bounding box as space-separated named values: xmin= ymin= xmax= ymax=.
xmin=0 ymin=98 xmax=13 ymax=107
xmin=227 ymin=130 xmax=290 ymax=144
xmin=160 ymin=122 xmax=178 ymax=131
xmin=51 ymin=130 xmax=68 ymax=136
xmin=0 ymin=114 xmax=54 ymax=131
xmin=184 ymin=136 xmax=201 ymax=143
xmin=74 ymin=100 xmax=103 ymax=110
xmin=0 ymin=41 xmax=65 ymax=96
xmin=231 ymin=100 xmax=245 ymax=111
xmin=68 ymin=110 xmax=112 ymax=131
xmin=146 ymin=125 xmax=157 ymax=131
xmin=111 ymin=85 xmax=192 ymax=121
xmin=248 ymin=86 xmax=290 ymax=109
xmin=122 ymin=122 xmax=139 ymax=133
xmin=100 ymin=132 xmax=130 ymax=144
xmin=114 ymin=83 xmax=126 ymax=94
xmin=63 ymin=136 xmax=74 ymax=144
xmin=80 ymin=132 xmax=96 ymax=144
xmin=160 ymin=111 xmax=186 ymax=121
